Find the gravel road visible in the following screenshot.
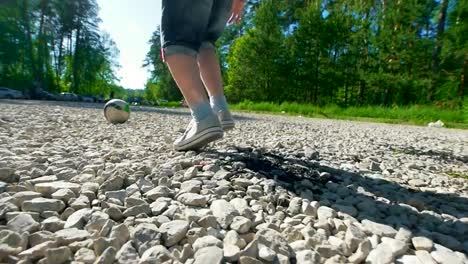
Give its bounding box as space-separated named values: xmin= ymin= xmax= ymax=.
xmin=0 ymin=100 xmax=467 ymax=264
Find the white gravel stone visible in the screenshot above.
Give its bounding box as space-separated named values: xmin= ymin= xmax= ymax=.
xmin=224 ymin=244 xmax=241 ymax=262
xmin=211 ymin=199 xmax=239 ymax=229
xmin=150 ymin=200 xmax=168 ymax=215
xmin=7 ymin=213 xmax=40 ymax=233
xmin=42 ymin=216 xmax=65 ymax=232
xmin=194 ymin=246 xmax=223 ymax=264
xmin=193 ymin=235 xmax=223 ymax=251
xmin=230 ymin=216 xmax=252 ymax=234
xmin=348 ymin=239 xmax=372 ymax=264
xmin=381 ymin=237 xmax=409 ymax=256
xmin=395 ymin=227 xmax=412 ymax=243
xmin=180 ymin=180 xmax=202 ymax=193
xmin=109 ymin=223 xmax=130 ymax=248
xmin=412 ymin=236 xmax=433 ymax=251
xmin=366 ymin=242 xmax=395 ymax=264
xmin=177 ymin=193 xmax=207 ymax=207
xmin=345 ymin=223 xmax=366 ymax=252
xmin=45 ymin=246 xmax=72 ymax=264
xmin=224 ymin=230 xmax=246 ymax=249
xmin=18 ymin=241 xmax=56 ymax=259
xmin=139 ymin=245 xmax=174 ymax=263
xmin=159 ymin=220 xmax=189 ymax=247
xmin=396 ymin=255 xmax=424 ymax=264
xmin=75 ymin=247 xmax=96 ymax=264
xmin=255 ymin=228 xmax=290 ymax=257
xmin=230 ymin=198 xmax=252 ymax=218
xmin=94 ymin=247 xmax=117 ymax=264
xmin=64 ymin=208 xmax=92 ymax=229
xmin=317 ymin=206 xmax=337 ymax=220
xmin=12 ymin=191 xmax=42 ymax=207
xmin=431 ymin=244 xmax=465 ymax=264
xmin=361 ymin=219 xmax=397 ymax=237
xmin=258 ymin=246 xmax=276 ymax=262
xmin=51 ymin=188 xmax=76 ymax=203
xmin=132 ymin=223 xmax=161 ymax=254
xmin=295 ymin=250 xmax=320 ymax=264
xmin=415 ymin=250 xmax=437 ymax=264
xmin=35 ymin=181 xmax=81 ymax=196
xmin=116 ymin=241 xmax=140 ymax=264
xmin=22 ymin=197 xmax=66 ymax=212
xmin=55 ymin=228 xmax=90 ymax=246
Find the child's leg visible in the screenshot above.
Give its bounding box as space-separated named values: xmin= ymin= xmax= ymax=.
xmin=198 ymin=47 xmax=224 ymax=99
xmin=198 ymin=0 xmax=235 ymax=129
xmin=198 ymin=47 xmax=229 ymax=111
xmin=165 ymin=54 xmax=212 ymax=120
xmin=161 ymin=0 xmax=224 ymax=150
xmin=161 ymin=0 xmax=212 ymax=118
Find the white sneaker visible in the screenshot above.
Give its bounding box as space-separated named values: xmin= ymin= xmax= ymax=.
xmin=216 ymin=109 xmax=235 ymax=131
xmin=174 ymin=113 xmax=224 ymax=151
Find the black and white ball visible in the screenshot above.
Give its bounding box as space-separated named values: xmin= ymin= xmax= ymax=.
xmin=104 ymin=99 xmax=130 ymax=124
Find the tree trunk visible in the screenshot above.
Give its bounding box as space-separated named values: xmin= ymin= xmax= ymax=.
xmin=460 ymin=58 xmax=467 ymax=107
xmin=429 ymin=0 xmax=449 ymax=101
xmin=22 ymin=0 xmax=42 ymax=97
xmin=313 ymin=44 xmax=320 ymax=104
xmin=56 ymin=34 xmax=64 ymax=82
xmin=72 ymin=26 xmax=81 ymax=93
xmin=38 ymin=0 xmax=47 ymax=84
xmin=359 ymin=80 xmax=365 ymax=106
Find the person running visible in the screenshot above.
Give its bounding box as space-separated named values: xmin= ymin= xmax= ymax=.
xmin=160 ymin=0 xmax=244 ymax=151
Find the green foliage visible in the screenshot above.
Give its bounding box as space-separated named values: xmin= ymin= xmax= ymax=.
xmin=217 ymin=0 xmax=467 ymax=111
xmin=226 ymin=0 xmax=286 ymax=102
xmin=0 ymin=0 xmax=120 ymax=98
xmin=446 ymin=170 xmax=468 ymax=180
xmin=157 ymin=101 xmax=181 ymax=108
xmin=143 ymin=29 xmax=182 ymax=102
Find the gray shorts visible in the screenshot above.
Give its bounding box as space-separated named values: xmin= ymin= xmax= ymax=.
xmin=160 ymin=0 xmax=232 ymax=59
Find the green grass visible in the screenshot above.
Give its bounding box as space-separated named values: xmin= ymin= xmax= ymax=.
xmin=446 ymin=170 xmax=468 ymax=180
xmin=157 ymin=101 xmax=181 ymax=107
xmin=229 ymin=101 xmax=467 ymax=129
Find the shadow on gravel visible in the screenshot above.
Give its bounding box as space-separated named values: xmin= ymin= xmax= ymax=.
xmin=203 ymin=147 xmax=468 ymax=254
xmin=389 ymin=145 xmax=468 ymax=164
xmin=0 ymin=99 xmax=255 ymax=121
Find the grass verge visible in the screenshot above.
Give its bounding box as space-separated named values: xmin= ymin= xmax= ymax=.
xmin=446 ymin=170 xmax=468 ymax=180
xmin=229 ymin=101 xmax=467 ymax=129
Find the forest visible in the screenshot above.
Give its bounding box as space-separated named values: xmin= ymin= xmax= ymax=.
xmin=146 ymin=0 xmax=467 ymax=109
xmin=1 ymin=0 xmax=467 ymax=110
xmin=0 ymin=0 xmax=125 ymax=98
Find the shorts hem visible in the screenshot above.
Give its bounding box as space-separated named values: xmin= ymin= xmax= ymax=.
xmin=164 ymin=45 xmax=198 ymax=57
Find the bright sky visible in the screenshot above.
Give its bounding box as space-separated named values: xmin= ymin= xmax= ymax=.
xmin=97 ymin=0 xmax=162 ymax=89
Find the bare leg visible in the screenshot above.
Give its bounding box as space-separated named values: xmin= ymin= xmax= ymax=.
xmin=198 ymin=47 xmax=224 ymax=98
xmin=198 ymin=47 xmax=234 ymax=130
xmin=165 ymin=53 xmax=223 ymax=151
xmin=165 ymin=53 xmax=208 ymax=108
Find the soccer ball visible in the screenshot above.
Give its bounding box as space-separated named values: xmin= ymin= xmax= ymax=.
xmin=104 ymin=99 xmax=130 ymax=124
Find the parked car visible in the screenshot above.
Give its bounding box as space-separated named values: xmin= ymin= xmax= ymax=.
xmin=37 ymin=90 xmax=57 ymax=100
xmin=58 ymin=92 xmax=79 ymax=101
xmin=0 ymin=87 xmax=23 ymax=99
xmin=92 ymin=96 xmax=104 ymax=103
xmin=79 ymin=95 xmax=95 ymax=103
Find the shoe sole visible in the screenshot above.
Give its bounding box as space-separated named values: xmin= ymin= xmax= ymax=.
xmin=174 ymin=127 xmax=224 ymax=151
xmin=221 ymin=120 xmax=235 ymax=131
